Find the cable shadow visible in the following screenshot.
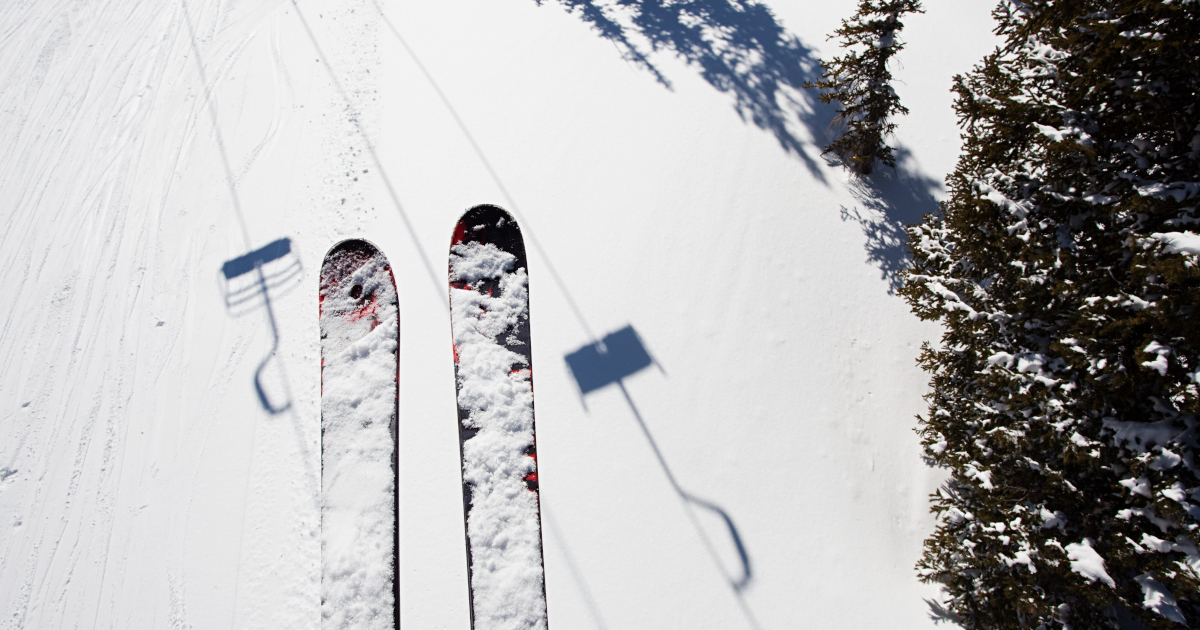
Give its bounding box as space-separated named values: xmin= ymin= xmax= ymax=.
xmin=181 ymin=0 xmax=308 ymax=421
xmin=838 ymin=147 xmax=942 ymax=294
xmin=181 ymin=3 xmax=321 ymax=624
xmin=378 ymin=8 xmax=756 ymax=621
xmin=539 ymin=0 xmax=837 ymax=180
xmin=543 ymin=508 xmax=611 ymax=630
xmin=375 ymin=6 xmax=596 ymax=340
xmin=288 ymin=0 xmax=448 ymax=310
xmin=181 ymin=0 xmax=298 ymax=417
xmin=565 ymin=326 xmax=760 ymax=628
xmin=379 ymin=9 xmax=754 ymax=619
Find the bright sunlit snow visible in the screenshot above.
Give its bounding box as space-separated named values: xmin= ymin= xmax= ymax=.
xmin=1065 ymin=539 xmax=1115 ymax=588
xmin=0 ymin=0 xmax=1000 ymax=627
xmin=1152 ymin=231 xmax=1200 ymax=257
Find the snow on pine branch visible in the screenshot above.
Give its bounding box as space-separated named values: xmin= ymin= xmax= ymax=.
xmin=900 ymin=1 xmax=1200 ymax=627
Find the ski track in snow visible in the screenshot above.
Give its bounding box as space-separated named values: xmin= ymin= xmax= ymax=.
xmin=0 ymin=0 xmax=1002 ymax=626
xmin=0 ymin=0 xmax=326 ymax=627
xmin=450 ymin=241 xmax=547 ymax=630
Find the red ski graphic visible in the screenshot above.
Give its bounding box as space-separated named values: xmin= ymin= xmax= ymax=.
xmin=449 ymin=205 xmax=548 ymax=630
xmin=320 ymin=239 xmax=400 ymax=630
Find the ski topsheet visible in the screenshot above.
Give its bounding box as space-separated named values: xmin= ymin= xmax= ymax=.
xmin=320 ymin=240 xmax=399 ymax=630
xmin=449 ymin=205 xmax=548 ymax=630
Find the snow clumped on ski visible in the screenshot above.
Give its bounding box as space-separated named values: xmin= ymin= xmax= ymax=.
xmin=320 ymin=240 xmax=399 ymax=630
xmin=449 ymin=205 xmax=548 ymax=630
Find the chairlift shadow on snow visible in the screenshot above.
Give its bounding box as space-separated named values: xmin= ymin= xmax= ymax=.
xmin=539 ymin=0 xmax=837 ymax=181
xmin=182 ymin=0 xmax=323 ymax=515
xmin=219 ymin=237 xmax=303 ymax=415
xmin=564 ymin=326 xmax=658 ymax=400
xmin=838 ymin=147 xmax=943 ymax=294
xmin=377 ymin=5 xmax=764 ymax=618
xmin=221 ymin=237 xmax=304 ymax=314
xmin=564 ymin=326 xmax=759 ymax=626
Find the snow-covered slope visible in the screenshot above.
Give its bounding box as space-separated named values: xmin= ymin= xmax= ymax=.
xmin=0 ymin=0 xmax=997 ymax=628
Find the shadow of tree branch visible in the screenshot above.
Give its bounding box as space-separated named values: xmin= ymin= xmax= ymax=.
xmin=839 ymin=147 xmax=942 ymax=293
xmin=925 ymin=597 xmax=963 ymax=625
xmin=541 ymin=0 xmax=835 ymax=180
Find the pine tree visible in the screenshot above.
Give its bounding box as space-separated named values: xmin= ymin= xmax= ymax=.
xmin=900 ymin=1 xmax=1200 ymax=628
xmin=805 ymin=0 xmax=923 ymax=175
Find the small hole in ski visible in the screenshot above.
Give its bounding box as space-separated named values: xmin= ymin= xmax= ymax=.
xmin=350 ymin=284 xmax=363 ymax=299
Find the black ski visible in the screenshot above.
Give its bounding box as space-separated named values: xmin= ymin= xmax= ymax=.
xmin=448 ymin=205 xmax=548 ymax=629
xmin=320 ymin=239 xmax=400 ymax=629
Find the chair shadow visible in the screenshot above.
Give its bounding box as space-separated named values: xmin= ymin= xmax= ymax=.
xmin=539 ymin=0 xmax=837 ymax=181
xmin=565 ymin=326 xmax=656 ymax=398
xmin=219 ymin=237 xmax=302 ymax=415
xmin=838 ymin=147 xmax=943 ymax=294
xmin=565 ymin=326 xmax=760 ymax=627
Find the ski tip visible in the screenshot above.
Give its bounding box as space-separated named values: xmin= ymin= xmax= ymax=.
xmin=451 ymin=205 xmax=524 ymax=255
xmin=320 ymin=239 xmax=393 ymax=301
xmin=324 ymin=238 xmax=382 ymax=263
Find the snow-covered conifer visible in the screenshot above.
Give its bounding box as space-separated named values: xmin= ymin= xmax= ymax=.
xmin=806 ymin=0 xmax=923 ymax=174
xmin=901 ymin=1 xmax=1200 ymax=627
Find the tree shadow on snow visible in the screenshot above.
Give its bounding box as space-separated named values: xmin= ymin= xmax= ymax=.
xmin=838 ymin=147 xmax=943 ymax=294
xmin=564 ymin=326 xmax=761 ymax=629
xmin=540 ymin=0 xmax=836 ymax=181
xmin=925 ymin=598 xmax=963 ymax=625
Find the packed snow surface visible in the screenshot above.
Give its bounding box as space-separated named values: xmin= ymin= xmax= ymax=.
xmin=450 ymin=240 xmax=547 ymax=630
xmin=0 ymin=0 xmax=1003 ymax=626
xmin=320 ymin=247 xmax=398 ymax=630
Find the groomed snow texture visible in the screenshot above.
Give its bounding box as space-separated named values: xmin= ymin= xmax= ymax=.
xmin=320 ymin=246 xmax=398 ymax=630
xmin=0 ymin=0 xmax=1002 ymax=626
xmin=450 ymin=240 xmax=547 ymax=630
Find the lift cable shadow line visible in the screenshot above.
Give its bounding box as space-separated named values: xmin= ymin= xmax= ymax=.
xmin=181 ymin=2 xmax=295 ymax=626
xmin=181 ymin=0 xmax=252 ymax=253
xmin=565 ymin=327 xmax=757 ymax=625
xmin=289 ymin=0 xmax=448 ymax=311
xmin=183 ymin=0 xmax=295 ymax=417
xmin=183 ymin=7 xmax=329 ymax=603
xmin=614 ymin=382 xmax=752 ymax=590
xmin=374 ymin=4 xmax=596 ymax=341
xmin=543 ymin=508 xmax=612 ymax=630
xmin=615 ymin=381 xmax=762 ymax=630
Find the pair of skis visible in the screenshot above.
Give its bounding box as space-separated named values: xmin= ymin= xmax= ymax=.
xmin=318 ymin=205 xmax=547 ymax=629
